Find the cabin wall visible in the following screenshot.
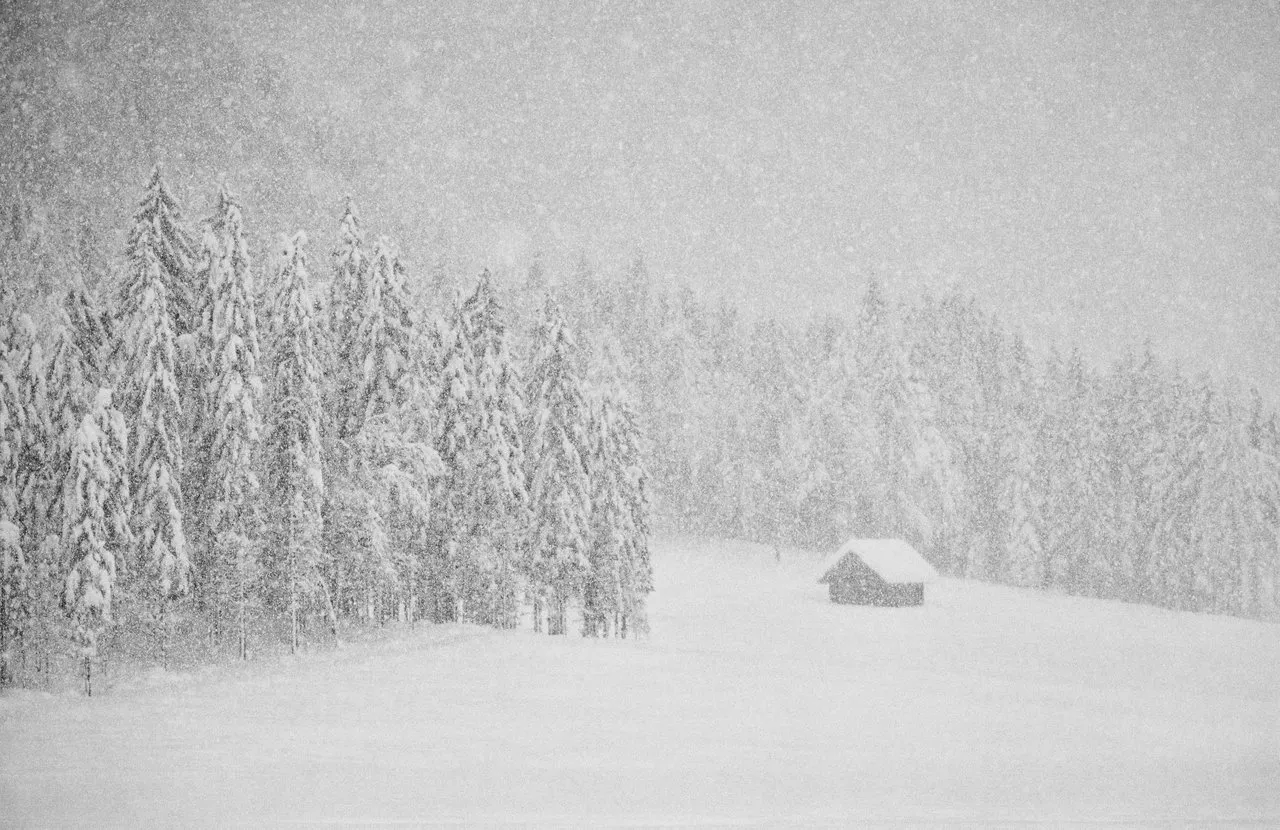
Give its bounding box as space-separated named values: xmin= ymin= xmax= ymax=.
xmin=827 ymin=575 xmax=924 ymax=606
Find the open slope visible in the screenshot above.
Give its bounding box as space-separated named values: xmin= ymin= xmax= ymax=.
xmin=2 ymin=537 xmax=1277 ymax=826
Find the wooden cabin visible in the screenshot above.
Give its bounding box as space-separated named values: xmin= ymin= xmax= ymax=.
xmin=818 ymin=538 xmax=938 ymax=606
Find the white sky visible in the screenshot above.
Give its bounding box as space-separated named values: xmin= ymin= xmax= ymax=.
xmin=4 ymin=0 xmax=1278 ymax=392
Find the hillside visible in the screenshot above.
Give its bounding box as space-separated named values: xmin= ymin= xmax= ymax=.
xmin=2 ymin=537 xmax=1275 ymax=825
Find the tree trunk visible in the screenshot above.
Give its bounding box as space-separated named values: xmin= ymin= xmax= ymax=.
xmin=318 ymin=574 xmax=339 ymax=646
xmin=239 ymin=561 xmax=249 ymax=661
xmin=549 ymin=595 xmax=567 ymax=636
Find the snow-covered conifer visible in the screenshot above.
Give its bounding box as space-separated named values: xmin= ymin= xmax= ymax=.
xmin=0 ymin=314 xmax=27 ymax=685
xmin=264 ymin=232 xmax=327 ymax=651
xmin=0 ymin=518 xmax=22 ymax=686
xmin=328 ymin=199 xmax=369 ymax=440
xmin=583 ymin=388 xmax=653 ymax=638
xmin=431 ymin=272 xmax=527 ymax=626
xmin=5 ymin=315 xmax=50 ymax=561
xmin=122 ymin=166 xmax=197 ymax=338
xmin=203 ymin=184 xmax=263 ymax=659
xmin=524 ymin=298 xmax=592 ymax=634
xmin=119 ymin=248 xmax=190 ymax=608
xmin=354 ymin=236 xmax=417 ymax=429
xmin=61 ymin=388 xmax=132 ymax=692
xmin=27 ymin=292 xmax=110 ymax=666
xmin=997 ymin=333 xmax=1044 ymax=586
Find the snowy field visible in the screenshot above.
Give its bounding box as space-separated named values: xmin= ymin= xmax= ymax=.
xmin=2 ymin=537 xmax=1277 ymax=827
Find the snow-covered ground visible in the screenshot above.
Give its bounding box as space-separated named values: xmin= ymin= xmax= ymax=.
xmin=2 ymin=537 xmax=1277 ymax=826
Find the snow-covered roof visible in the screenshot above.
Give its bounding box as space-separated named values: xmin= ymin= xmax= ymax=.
xmin=819 ymin=538 xmax=938 ymax=585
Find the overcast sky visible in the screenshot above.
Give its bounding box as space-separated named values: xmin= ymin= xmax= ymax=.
xmin=5 ymin=0 xmax=1279 ymax=393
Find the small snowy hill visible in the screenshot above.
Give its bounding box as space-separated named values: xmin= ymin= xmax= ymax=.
xmin=2 ymin=537 xmax=1276 ymax=826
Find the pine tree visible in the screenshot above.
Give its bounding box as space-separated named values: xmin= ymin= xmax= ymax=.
xmin=182 ymin=220 xmax=223 ymax=588
xmin=9 ymin=314 xmax=50 ymax=558
xmin=429 ymin=310 xmax=472 ymax=623
xmin=118 ymin=247 xmax=191 ymax=618
xmin=1245 ymin=393 xmax=1280 ymax=617
xmin=0 ymin=309 xmax=27 ymax=685
xmin=792 ymin=318 xmax=875 ymax=549
xmin=432 ymin=271 xmax=527 ymax=626
xmin=264 ymin=232 xmax=329 ymax=651
xmin=28 ymin=291 xmax=112 ymax=676
xmin=583 ymin=389 xmax=653 ymax=638
xmin=524 ymin=298 xmax=592 ymax=635
xmin=328 ymin=198 xmax=370 ymax=441
xmin=124 ymin=166 xmax=197 ymax=339
xmin=203 ymin=185 xmax=263 ymax=659
xmin=362 ymin=241 xmax=439 ymax=626
xmin=1145 ymin=371 xmax=1205 ymax=609
xmin=0 ymin=518 xmax=22 ymax=687
xmin=353 ymin=237 xmax=418 ymax=430
xmin=1186 ymin=388 xmax=1273 ymax=615
xmin=320 ymin=231 xmax=440 ymax=626
xmin=997 ymin=332 xmax=1043 ymax=586
xmin=319 ymin=200 xmax=368 ymax=622
xmin=0 ymin=311 xmax=49 ymax=678
xmin=61 ymin=389 xmax=132 ymax=695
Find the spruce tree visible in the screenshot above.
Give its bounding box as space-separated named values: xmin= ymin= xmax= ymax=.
xmin=0 ymin=311 xmax=26 ymax=685
xmin=29 ymin=291 xmax=111 ymax=674
xmin=124 ymin=166 xmax=197 ymax=338
xmin=432 ymin=271 xmax=527 ymax=626
xmin=524 ymin=298 xmax=592 ymax=635
xmin=323 ymin=233 xmax=439 ymax=625
xmin=264 ymin=232 xmax=328 ymax=651
xmin=429 ymin=310 xmax=472 ymax=623
xmin=61 ymin=389 xmax=132 ymax=695
xmin=0 ymin=518 xmax=22 ymax=687
xmin=1 ymin=311 xmax=48 ymax=670
xmin=997 ymin=332 xmax=1044 ymax=586
xmin=118 ymin=248 xmax=191 ymax=617
xmin=328 ymin=198 xmax=369 ymax=441
xmin=320 ymin=200 xmax=367 ymax=620
xmin=203 ymin=185 xmax=263 ymax=659
xmin=583 ymin=389 xmax=653 ymax=638
xmin=356 ymin=239 xmax=438 ymax=624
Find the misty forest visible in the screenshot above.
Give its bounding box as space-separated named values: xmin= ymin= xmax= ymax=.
xmin=1 ymin=1 xmax=1278 ymax=824
xmin=2 ymin=164 xmax=1277 ymax=690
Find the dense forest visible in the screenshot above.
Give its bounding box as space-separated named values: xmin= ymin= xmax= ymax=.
xmin=556 ymin=247 xmax=1279 ymax=621
xmin=2 ymin=168 xmax=1278 ymax=690
xmin=0 ymin=171 xmax=653 ymax=690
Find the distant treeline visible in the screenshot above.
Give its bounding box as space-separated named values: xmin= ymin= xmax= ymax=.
xmin=1 ymin=168 xmax=1277 ymax=694
xmin=547 ymin=244 xmax=1279 ymax=622
xmin=0 ymin=170 xmax=651 ymax=690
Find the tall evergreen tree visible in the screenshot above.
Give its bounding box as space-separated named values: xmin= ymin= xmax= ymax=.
xmin=996 ymin=332 xmax=1044 ymax=586
xmin=328 ymin=198 xmax=369 ymax=441
xmin=583 ymin=389 xmax=653 ymax=638
xmin=61 ymin=389 xmax=132 ymax=694
xmin=203 ymin=185 xmax=263 ymax=659
xmin=124 ymin=166 xmax=197 ymax=338
xmin=524 ymin=298 xmax=592 ymax=635
xmin=28 ymin=291 xmax=112 ymax=672
xmin=0 ymin=308 xmax=28 ymax=685
xmin=338 ymin=236 xmax=438 ymax=624
xmin=431 ymin=271 xmax=528 ymax=626
xmin=118 ymin=244 xmax=191 ymax=616
xmin=264 ymin=232 xmax=328 ymax=651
